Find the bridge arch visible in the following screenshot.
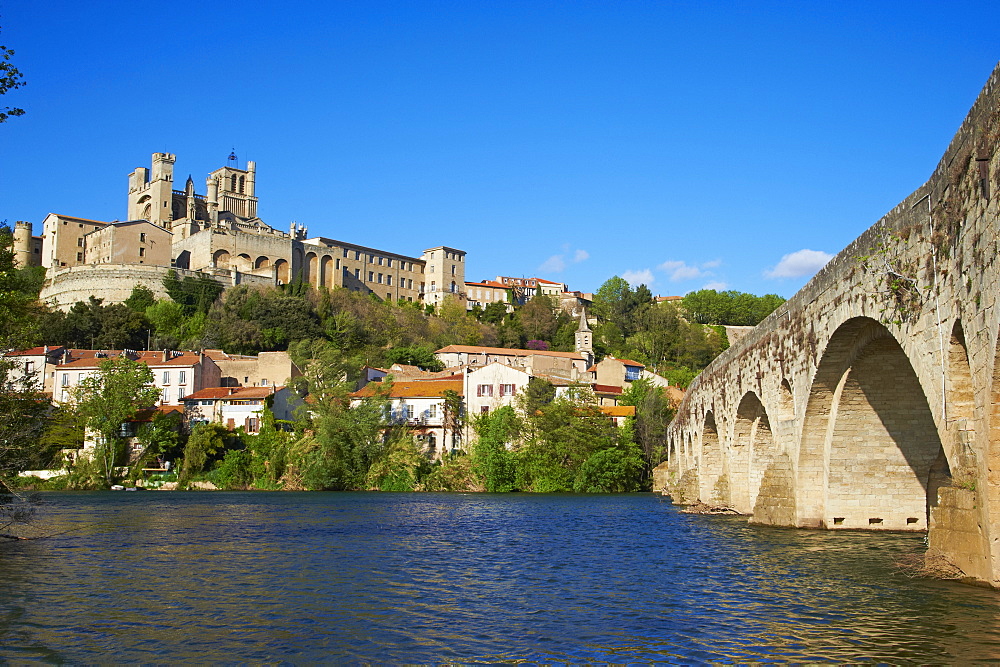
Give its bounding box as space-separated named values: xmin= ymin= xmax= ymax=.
xmin=699 ymin=411 xmax=725 ymax=504
xmin=730 ymin=392 xmax=777 ymax=514
xmin=798 ymin=317 xmax=946 ymax=530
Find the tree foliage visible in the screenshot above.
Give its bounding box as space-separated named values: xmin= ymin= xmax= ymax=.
xmin=0 ymin=27 xmax=25 ymax=123
xmin=71 ymin=357 xmax=161 ymax=484
xmin=682 ymin=289 xmax=785 ymax=326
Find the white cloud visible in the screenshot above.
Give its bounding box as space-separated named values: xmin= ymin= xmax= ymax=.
xmin=703 ymin=281 xmax=728 ymax=290
xmin=701 ymin=258 xmax=722 ymax=269
xmin=538 ymin=255 xmax=567 ymax=273
xmin=538 ymin=248 xmax=588 ymax=275
xmin=622 ymin=269 xmax=655 ymax=287
xmin=656 ymin=259 xmax=714 ymax=282
xmin=765 ymin=249 xmax=833 ymax=279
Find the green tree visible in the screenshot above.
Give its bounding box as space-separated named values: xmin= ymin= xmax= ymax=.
xmin=129 ymin=411 xmax=182 ymax=479
xmin=573 ymin=438 xmax=645 ymax=492
xmin=620 ymin=378 xmax=675 ymax=470
xmin=384 ymin=345 xmax=444 ymax=371
xmin=181 ymin=422 xmax=231 ymax=480
xmin=518 ymin=294 xmax=559 ymax=342
xmin=472 ymin=406 xmax=520 ymax=492
xmin=71 ymin=357 xmax=161 ymax=484
xmin=124 ymin=285 xmax=156 ymax=313
xmin=163 ymin=270 xmax=225 ymax=317
xmin=0 ymin=28 xmax=25 ymax=123
xmin=518 ymin=388 xmax=615 ymax=492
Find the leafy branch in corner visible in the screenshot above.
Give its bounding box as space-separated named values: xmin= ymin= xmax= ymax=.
xmin=856 ymin=226 xmax=929 ymax=326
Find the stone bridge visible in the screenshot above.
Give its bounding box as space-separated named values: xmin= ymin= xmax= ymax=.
xmin=655 ymin=63 xmax=1000 ymax=587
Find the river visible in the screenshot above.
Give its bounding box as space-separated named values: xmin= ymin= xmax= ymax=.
xmin=2 ymin=492 xmax=1000 ymax=662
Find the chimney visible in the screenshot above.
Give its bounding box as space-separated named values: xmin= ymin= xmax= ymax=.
xmin=162 ymin=350 xmax=168 ymax=363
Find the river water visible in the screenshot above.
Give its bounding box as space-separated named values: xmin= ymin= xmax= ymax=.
xmin=2 ymin=492 xmax=1000 ymax=663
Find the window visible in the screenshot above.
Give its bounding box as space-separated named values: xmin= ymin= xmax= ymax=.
xmin=77 ymin=237 xmax=84 ymax=247
xmin=162 ymin=389 xmax=170 ymax=403
xmin=246 ymin=417 xmax=260 ymax=433
xmin=625 ymin=366 xmax=642 ymax=381
xmin=139 ymin=247 xmax=146 ymax=257
xmin=481 ymin=405 xmax=490 ymax=414
xmin=500 ymin=384 xmax=516 ymax=397
xmin=343 ymin=248 xmax=348 ymax=258
xmin=76 ymin=252 xmax=83 ymax=262
xmin=368 ymin=255 xmax=374 ymax=263
xmin=163 ymin=371 xmax=170 ymax=384
xmin=262 ymin=378 xmax=268 ymax=386
xmin=408 ymin=279 xmax=413 ymax=289
xmin=386 ymin=275 xmax=392 ymax=286
xmin=177 ymin=388 xmax=185 ymax=400
xmin=387 ymin=293 xmax=391 ymax=300
xmin=61 ymin=373 xmax=69 ymax=387
xmin=355 ymin=251 xmax=361 ymax=260
xmin=25 ymin=361 xmax=34 ymax=374
xmin=378 ymin=256 xmax=384 ymax=265
xmin=178 ymin=371 xmax=186 ymax=384
xmin=355 ymin=268 xmax=360 ymax=278
xmin=377 ymin=273 xmax=383 ymax=284
xmin=368 ymin=271 xmax=374 ymax=282
xmin=476 ymin=384 xmax=494 ymax=397
xmin=139 ymin=232 xmax=146 ymax=242
xmin=429 ymin=404 xmax=436 ymax=418
xmin=406 ymin=405 xmax=414 ymax=419
xmin=452 ymin=265 xmax=456 ymax=275
xmin=386 ymin=259 xmax=392 ymax=268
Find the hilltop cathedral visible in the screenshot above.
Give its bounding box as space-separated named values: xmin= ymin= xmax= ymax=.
xmin=16 ymin=152 xmax=466 ymax=310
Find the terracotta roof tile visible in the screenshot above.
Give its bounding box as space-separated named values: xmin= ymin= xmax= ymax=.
xmin=600 ymin=405 xmax=636 ymax=417
xmin=5 ymin=346 xmax=64 ymax=357
xmin=352 ymin=379 xmax=463 ymax=399
xmin=435 ymin=345 xmax=584 ymax=360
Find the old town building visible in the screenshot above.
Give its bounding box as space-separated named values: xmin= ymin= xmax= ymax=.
xmin=25 ymin=152 xmax=466 ymax=310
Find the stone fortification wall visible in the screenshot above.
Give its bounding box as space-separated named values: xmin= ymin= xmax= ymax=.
xmin=40 ymin=265 xmax=233 ymax=311
xmin=660 ymin=62 xmax=1000 ymax=586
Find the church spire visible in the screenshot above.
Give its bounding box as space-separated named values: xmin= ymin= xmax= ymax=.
xmin=575 ymin=307 xmax=593 ymax=367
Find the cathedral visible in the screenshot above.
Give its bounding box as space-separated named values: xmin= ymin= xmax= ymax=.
xmin=20 ymin=153 xmax=466 ymax=310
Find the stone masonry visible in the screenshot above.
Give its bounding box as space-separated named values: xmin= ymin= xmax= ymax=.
xmin=656 ymin=62 xmax=1000 ymax=587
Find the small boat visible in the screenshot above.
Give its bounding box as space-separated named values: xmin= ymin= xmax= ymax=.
xmin=110 ymin=484 xmax=125 ymax=491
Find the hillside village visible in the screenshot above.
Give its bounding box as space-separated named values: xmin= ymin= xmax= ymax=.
xmin=4 ymin=152 xmax=709 ymax=477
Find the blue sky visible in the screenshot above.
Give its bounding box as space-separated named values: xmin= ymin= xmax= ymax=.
xmin=2 ymin=2 xmax=998 ymax=298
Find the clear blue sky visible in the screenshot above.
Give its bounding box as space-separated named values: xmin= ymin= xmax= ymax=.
xmin=2 ymin=1 xmax=997 ymax=298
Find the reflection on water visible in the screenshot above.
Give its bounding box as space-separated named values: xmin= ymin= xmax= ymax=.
xmin=2 ymin=492 xmax=1000 ymax=662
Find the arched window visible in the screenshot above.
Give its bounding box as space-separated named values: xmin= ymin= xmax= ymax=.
xmin=230 ymin=174 xmax=238 ymax=191
xmin=239 ymin=176 xmax=245 ymax=193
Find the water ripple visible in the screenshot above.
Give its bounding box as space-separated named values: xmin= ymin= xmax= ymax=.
xmin=3 ymin=492 xmax=1000 ymax=662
